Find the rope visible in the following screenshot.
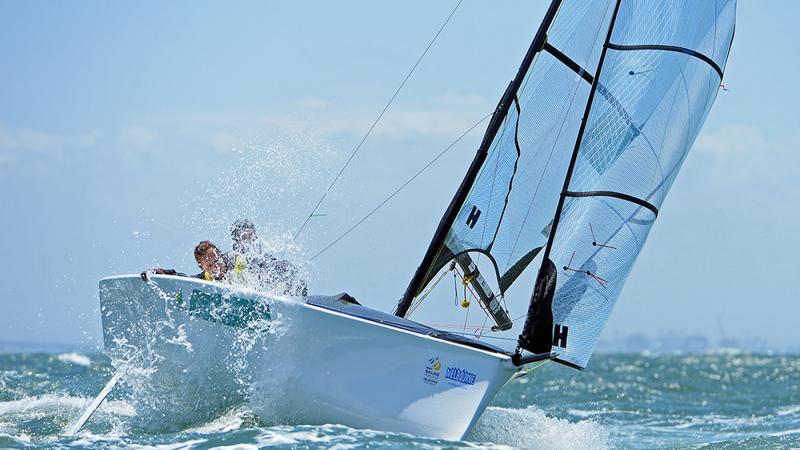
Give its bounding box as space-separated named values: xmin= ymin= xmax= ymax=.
xmin=407 ymin=262 xmax=454 ymax=316
xmin=294 ymin=0 xmax=465 ymax=240
xmin=309 ymin=111 xmax=492 ymax=260
xmin=514 ymin=359 xmax=551 ymax=378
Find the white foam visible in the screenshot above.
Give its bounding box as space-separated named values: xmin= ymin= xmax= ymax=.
xmin=249 ymin=425 xmax=366 ymax=448
xmin=567 ymin=409 xmax=603 ymax=419
xmin=56 ymin=352 xmax=92 ymax=367
xmin=776 ymin=404 xmax=800 ymax=416
xmin=0 ymin=394 xmax=130 ymax=417
xmin=211 ymin=445 xmax=260 ymax=450
xmin=183 ymin=406 xmax=254 ymax=434
xmin=0 ymin=394 xmax=134 ymax=440
xmin=469 ymin=406 xmax=611 ymax=450
xmin=770 ymin=427 xmax=800 ymax=437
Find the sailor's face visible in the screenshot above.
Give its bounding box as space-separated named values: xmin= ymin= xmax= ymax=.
xmin=199 ymin=248 xmax=225 ymax=277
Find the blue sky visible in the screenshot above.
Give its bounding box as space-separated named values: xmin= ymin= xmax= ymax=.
xmin=0 ymin=1 xmax=797 ymax=351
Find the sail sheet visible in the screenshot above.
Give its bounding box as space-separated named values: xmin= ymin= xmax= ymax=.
xmin=541 ymin=0 xmax=736 ymax=368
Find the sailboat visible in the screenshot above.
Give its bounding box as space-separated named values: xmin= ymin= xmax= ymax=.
xmin=93 ymin=0 xmax=736 ymax=441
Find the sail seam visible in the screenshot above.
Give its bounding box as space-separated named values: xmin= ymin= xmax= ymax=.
xmin=606 ymin=43 xmax=724 ymax=79
xmin=564 ymin=190 xmax=658 ymax=216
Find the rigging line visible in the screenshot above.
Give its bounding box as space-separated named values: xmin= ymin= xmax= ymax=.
xmin=407 ymin=263 xmax=452 ymax=316
xmin=310 ymin=111 xmax=493 ymax=261
xmin=294 ymin=0 xmax=464 ymax=240
xmin=478 ymin=315 xmax=490 ymax=339
xmin=453 ymin=270 xmax=459 ymax=306
xmin=462 ymin=294 xmax=471 ymax=335
xmin=446 ymin=332 xmax=518 ymax=341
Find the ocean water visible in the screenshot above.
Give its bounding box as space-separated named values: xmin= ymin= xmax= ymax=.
xmin=1 ymin=351 xmax=798 ymax=449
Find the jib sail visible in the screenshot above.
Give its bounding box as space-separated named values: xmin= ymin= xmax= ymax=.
xmin=396 ymin=0 xmax=618 ymax=327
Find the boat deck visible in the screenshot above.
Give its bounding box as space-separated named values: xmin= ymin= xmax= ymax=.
xmin=305 ymin=294 xmax=510 ymax=355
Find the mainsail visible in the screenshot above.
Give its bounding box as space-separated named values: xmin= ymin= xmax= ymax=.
xmin=396 ymin=0 xmax=735 ymax=369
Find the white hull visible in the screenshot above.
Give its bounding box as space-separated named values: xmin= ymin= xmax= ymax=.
xmin=100 ymin=275 xmax=520 ymax=440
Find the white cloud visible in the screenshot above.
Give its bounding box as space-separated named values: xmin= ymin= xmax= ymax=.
xmin=323 ymin=108 xmax=488 ymax=138
xmin=0 ymin=123 xmax=103 ymax=168
xmin=210 ymin=132 xmax=242 ymax=153
xmin=693 ymin=124 xmax=797 ymax=184
xmin=0 ymin=123 xmax=102 ymax=151
xmin=129 ymin=92 xmax=493 ymax=157
xmin=695 ymin=124 xmax=766 ymax=159
xmin=120 ymin=125 xmax=157 ymax=151
xmin=300 ymin=96 xmax=329 ymax=110
xmin=257 ymin=92 xmax=492 ymax=140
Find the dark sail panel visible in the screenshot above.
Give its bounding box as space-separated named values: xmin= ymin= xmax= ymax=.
xmin=540 ymin=0 xmax=736 ymax=368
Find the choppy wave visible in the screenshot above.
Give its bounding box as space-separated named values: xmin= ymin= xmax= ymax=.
xmin=470 ymin=406 xmax=610 ymax=449
xmin=2 ymin=348 xmax=799 ymax=448
xmin=55 ymin=353 xmax=92 ymax=367
xmin=0 ymin=392 xmax=606 ymax=449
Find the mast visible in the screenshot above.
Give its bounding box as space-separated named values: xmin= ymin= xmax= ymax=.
xmin=395 ymin=0 xmax=564 ymax=317
xmin=516 ymin=0 xmax=623 ymax=355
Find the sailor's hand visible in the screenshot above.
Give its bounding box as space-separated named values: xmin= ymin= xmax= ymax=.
xmin=141 ymin=268 xmax=169 ymax=281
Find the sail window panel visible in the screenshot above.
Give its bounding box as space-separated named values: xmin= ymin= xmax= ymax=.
xmin=611 ymin=0 xmax=736 ymax=69
xmin=569 ymin=49 xmax=722 ymax=207
xmin=547 ymin=196 xmax=657 ymax=368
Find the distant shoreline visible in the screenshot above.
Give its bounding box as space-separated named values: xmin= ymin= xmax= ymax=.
xmin=0 ymin=340 xmax=100 ymax=354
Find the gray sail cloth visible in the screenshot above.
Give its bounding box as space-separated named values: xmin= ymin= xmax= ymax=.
xmin=404 ymin=0 xmax=735 ymax=369
xmin=225 ymin=242 xmax=307 ymax=296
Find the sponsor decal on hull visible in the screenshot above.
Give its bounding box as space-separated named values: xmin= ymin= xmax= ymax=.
xmin=423 ymin=356 xmax=442 ymax=385
xmin=445 ymin=366 xmax=476 ymax=386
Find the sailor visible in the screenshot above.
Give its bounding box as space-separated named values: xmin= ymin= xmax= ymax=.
xmin=228 ymin=219 xmax=307 ymax=296
xmin=193 ymin=240 xmax=228 ymax=281
xmin=140 ymin=240 xmax=228 ymax=282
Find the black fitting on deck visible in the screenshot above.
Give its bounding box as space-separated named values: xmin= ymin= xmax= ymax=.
xmin=511 ymin=352 xmax=555 ymax=366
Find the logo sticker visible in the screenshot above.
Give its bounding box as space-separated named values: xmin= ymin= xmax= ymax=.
xmin=423 ymin=356 xmax=442 ymax=385
xmin=445 ymin=366 xmax=476 ymax=386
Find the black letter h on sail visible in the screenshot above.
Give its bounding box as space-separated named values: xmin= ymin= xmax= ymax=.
xmin=466 ymin=206 xmax=481 ymax=229
xmin=552 ymin=324 xmax=568 ymax=348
